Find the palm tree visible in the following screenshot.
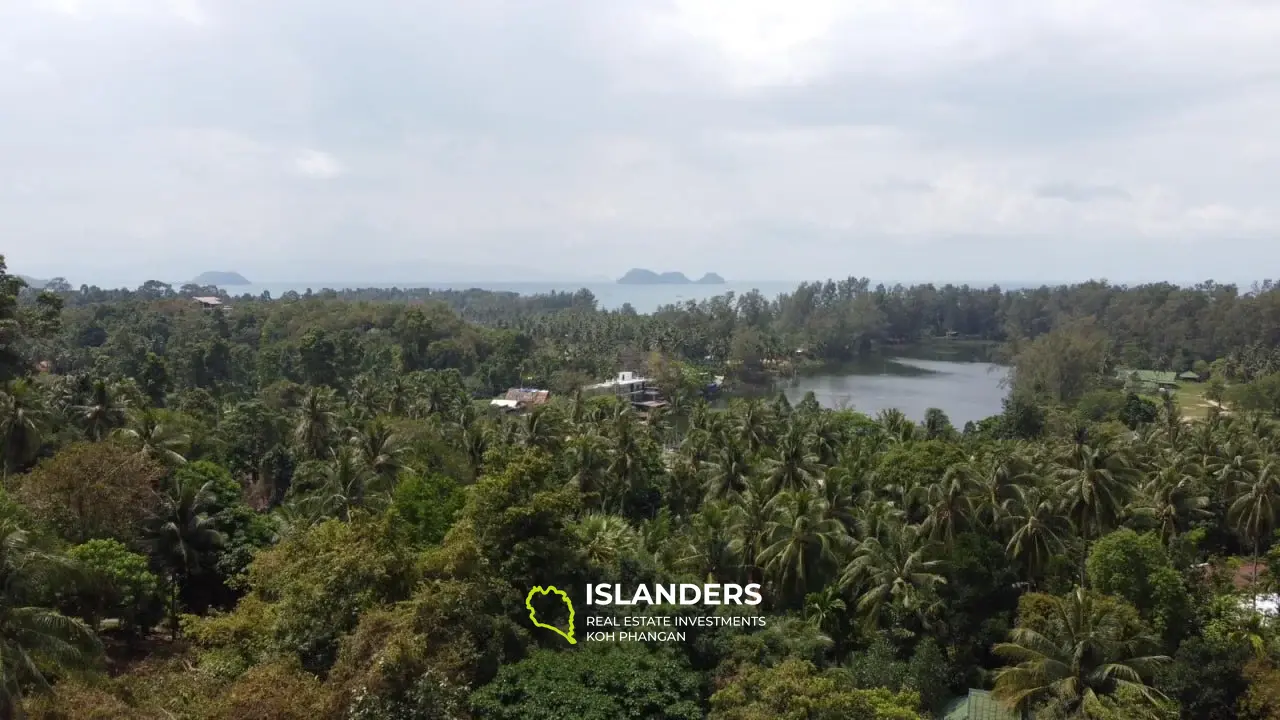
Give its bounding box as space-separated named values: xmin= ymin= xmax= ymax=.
xmin=114 ymin=408 xmax=189 ymax=467
xmin=348 ymin=417 xmax=407 ymax=490
xmin=803 ymin=584 xmax=847 ymax=635
xmin=72 ymin=379 xmax=128 ymax=441
xmin=1003 ymin=484 xmax=1071 ymax=581
xmin=1134 ymin=453 xmax=1209 ymax=542
xmin=565 ymin=431 xmax=613 ymax=508
xmin=1054 ymin=439 xmax=1137 ymax=582
xmin=575 ymin=514 xmax=637 ymax=568
xmin=1227 ymin=460 xmax=1280 ymax=605
xmin=0 ymin=519 xmax=102 ymax=718
xmin=992 ymin=587 xmax=1170 ymax=718
xmin=706 ymin=441 xmax=752 ymax=501
xmin=727 ymin=476 xmax=773 ymax=585
xmin=842 ymin=523 xmax=946 ymax=627
xmin=0 ymin=380 xmax=46 ymax=477
xmin=146 ymin=476 xmax=223 ymax=639
xmin=732 ymin=399 xmax=773 ymax=456
xmin=317 ymin=447 xmax=381 ymax=521
xmin=763 ymin=425 xmax=825 ymax=494
xmin=915 ymin=465 xmax=977 ymax=548
xmin=293 ymin=387 xmax=337 ymax=460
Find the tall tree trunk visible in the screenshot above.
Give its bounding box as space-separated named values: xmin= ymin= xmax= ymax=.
xmin=1253 ymin=538 xmax=1261 ymax=612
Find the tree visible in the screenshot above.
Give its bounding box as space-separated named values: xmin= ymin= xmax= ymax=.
xmin=709 ymin=658 xmax=923 ymax=720
xmin=470 ymin=644 xmax=703 ymax=720
xmin=993 ymin=588 xmax=1170 ymax=718
xmin=1228 ymin=461 xmax=1280 ymax=604
xmin=145 ymin=472 xmax=224 ymax=638
xmin=71 ymin=379 xmax=129 ymax=441
xmin=757 ymin=488 xmax=846 ymax=602
xmin=15 ymin=441 xmax=164 ymax=544
xmin=1009 ymin=318 xmax=1110 ymax=404
xmin=65 ymin=538 xmax=161 ymax=637
xmin=1086 ymin=529 xmax=1193 ymax=644
xmin=0 ymin=519 xmax=102 ymax=716
xmin=0 ymin=380 xmax=46 ymax=477
xmin=0 ymin=258 xmax=27 ymax=384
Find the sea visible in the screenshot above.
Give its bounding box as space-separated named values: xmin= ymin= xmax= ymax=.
xmin=226 ymin=281 xmax=802 ymax=313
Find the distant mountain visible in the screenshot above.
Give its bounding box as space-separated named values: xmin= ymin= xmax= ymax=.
xmin=193 ymin=271 xmax=251 ymax=286
xmin=17 ymin=274 xmax=47 ymax=288
xmin=617 ymin=269 xmax=726 ymax=285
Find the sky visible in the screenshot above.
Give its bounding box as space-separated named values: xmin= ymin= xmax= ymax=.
xmin=2 ymin=0 xmax=1279 ymax=286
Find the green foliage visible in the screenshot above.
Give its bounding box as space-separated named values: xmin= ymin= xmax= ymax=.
xmin=469 ymin=644 xmax=704 ymax=720
xmin=66 ymin=539 xmax=161 ymax=635
xmin=709 ymin=658 xmax=924 ymax=719
xmin=1087 ymin=529 xmax=1194 ymax=644
xmin=14 ymin=441 xmax=164 ymax=544
xmin=389 ymin=471 xmax=464 ymax=546
xmin=206 ymin=515 xmax=418 ymax=673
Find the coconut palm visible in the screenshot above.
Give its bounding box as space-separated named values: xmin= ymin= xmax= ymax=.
xmin=763 ymin=425 xmax=825 ymax=494
xmin=706 ymin=441 xmax=752 ymax=501
xmin=1004 ymin=484 xmax=1071 ymax=580
xmin=72 ymin=379 xmax=128 ymax=441
xmin=915 ymin=464 xmax=977 ymax=548
xmin=732 ymin=399 xmax=773 ymax=455
xmin=1054 ymin=439 xmax=1137 ymax=581
xmin=575 ymin=514 xmax=637 ymax=568
xmin=0 ymin=380 xmax=46 ymax=477
xmin=114 ymin=408 xmax=189 ymax=467
xmin=565 ymin=430 xmax=613 ymax=508
xmin=842 ymin=523 xmax=946 ymax=626
xmin=293 ymin=387 xmax=337 ymax=460
xmin=1134 ymin=453 xmax=1210 ymax=542
xmin=727 ymin=476 xmax=773 ymax=584
xmin=1227 ymin=460 xmax=1280 ymax=604
xmin=0 ymin=519 xmax=102 ymax=717
xmin=348 ymin=416 xmax=407 ymax=490
xmin=145 ymin=476 xmax=223 ymax=639
xmin=992 ymin=587 xmax=1170 ymax=718
xmin=758 ymin=488 xmax=846 ymax=601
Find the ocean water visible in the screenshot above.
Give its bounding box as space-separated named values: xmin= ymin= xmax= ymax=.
xmin=226 ymin=281 xmax=802 ymax=313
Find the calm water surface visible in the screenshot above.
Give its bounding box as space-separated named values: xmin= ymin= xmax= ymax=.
xmin=780 ymin=358 xmax=1008 ymax=425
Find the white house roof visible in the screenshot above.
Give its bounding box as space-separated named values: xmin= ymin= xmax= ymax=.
xmin=489 ymin=399 xmax=521 ymax=409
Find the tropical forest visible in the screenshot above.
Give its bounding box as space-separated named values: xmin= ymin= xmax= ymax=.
xmin=9 ymin=255 xmax=1280 ymax=719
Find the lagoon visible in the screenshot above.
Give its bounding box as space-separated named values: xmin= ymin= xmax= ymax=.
xmin=779 ymin=358 xmax=1008 ymax=426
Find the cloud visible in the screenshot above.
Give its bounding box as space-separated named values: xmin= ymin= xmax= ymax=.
xmin=1034 ymin=182 xmax=1131 ymax=203
xmin=2 ymin=0 xmax=1280 ymax=284
xmin=294 ymin=150 xmax=342 ymax=180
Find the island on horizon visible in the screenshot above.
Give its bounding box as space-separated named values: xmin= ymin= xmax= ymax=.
xmin=193 ymin=271 xmax=251 ymax=286
xmin=617 ymin=269 xmax=726 ymax=285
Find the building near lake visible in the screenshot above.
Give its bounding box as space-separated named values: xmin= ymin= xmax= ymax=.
xmin=585 ymin=371 xmax=667 ymax=413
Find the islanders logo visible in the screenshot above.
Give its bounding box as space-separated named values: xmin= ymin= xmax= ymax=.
xmin=525 ymin=585 xmax=576 ymax=644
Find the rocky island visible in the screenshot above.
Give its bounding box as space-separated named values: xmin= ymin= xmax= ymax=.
xmin=617 ymin=269 xmax=726 ymax=285
xmin=193 ymin=271 xmax=251 ymax=286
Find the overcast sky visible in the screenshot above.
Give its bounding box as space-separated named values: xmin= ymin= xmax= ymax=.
xmin=3 ymin=0 xmax=1279 ymax=286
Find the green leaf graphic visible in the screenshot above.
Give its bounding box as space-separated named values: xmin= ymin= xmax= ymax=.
xmin=525 ymin=585 xmax=576 ymax=644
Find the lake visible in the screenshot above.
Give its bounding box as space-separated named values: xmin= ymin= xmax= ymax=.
xmin=778 ymin=357 xmax=1009 ymax=425
xmin=228 ymin=281 xmax=800 ymax=313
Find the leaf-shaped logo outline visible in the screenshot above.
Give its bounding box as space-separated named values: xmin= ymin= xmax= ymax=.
xmin=525 ymin=585 xmax=577 ymax=644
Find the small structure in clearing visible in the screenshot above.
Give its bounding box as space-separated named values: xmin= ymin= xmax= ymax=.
xmin=489 ymin=388 xmax=550 ymax=413
xmin=193 ymin=296 xmax=224 ymax=309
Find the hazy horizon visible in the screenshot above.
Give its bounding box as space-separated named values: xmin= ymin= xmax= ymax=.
xmin=4 ymin=2 xmax=1279 ymax=286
